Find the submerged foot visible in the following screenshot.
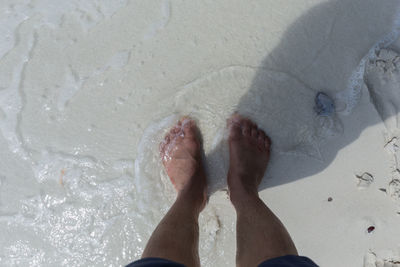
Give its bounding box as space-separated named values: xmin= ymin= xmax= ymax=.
xmin=160 ymin=117 xmax=207 ymax=209
xmin=227 ymin=113 xmax=271 ymax=202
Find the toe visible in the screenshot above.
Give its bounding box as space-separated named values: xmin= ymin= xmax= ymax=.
xmin=240 ymin=117 xmax=253 ymax=127
xmin=227 ymin=114 xmax=243 ymax=139
xmin=159 ymin=141 xmax=166 ymax=154
xmin=180 ymin=116 xmax=191 ymax=125
xmin=242 ymin=124 xmax=251 ymax=136
xmin=170 ymin=126 xmax=179 ymax=135
xmin=227 ymin=113 xmax=241 ymax=128
xmin=258 ymin=129 xmax=266 ymax=139
xmin=160 ymin=134 xmax=171 ymax=154
xmin=264 ymin=135 xmax=271 ymax=150
xmin=165 ymin=134 xmax=171 ymax=144
xmin=181 ymin=117 xmax=197 ymax=137
xmin=241 ymin=119 xmax=252 ymax=136
xmin=258 ymin=130 xmax=266 ymax=149
xmin=228 ymin=112 xmax=242 ymax=125
xmin=251 ymin=127 xmax=258 ymax=139
xmin=228 ymin=120 xmax=242 ymax=140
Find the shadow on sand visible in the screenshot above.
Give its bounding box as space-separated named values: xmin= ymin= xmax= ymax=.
xmin=205 ymin=0 xmax=400 ymax=193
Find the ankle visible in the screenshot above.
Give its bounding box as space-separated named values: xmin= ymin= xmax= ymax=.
xmin=229 ymin=186 xmax=259 ymax=209
xmin=228 ymin=172 xmax=259 ymax=200
xmin=177 ymin=182 xmax=207 ymax=213
xmin=176 ymin=192 xmax=206 ymax=215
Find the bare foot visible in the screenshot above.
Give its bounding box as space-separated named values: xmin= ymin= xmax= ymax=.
xmin=160 ymin=117 xmax=207 ymax=209
xmin=227 ymin=113 xmax=271 ymax=201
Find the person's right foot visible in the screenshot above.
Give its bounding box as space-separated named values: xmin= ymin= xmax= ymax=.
xmin=227 ymin=113 xmax=271 ymax=201
xmin=160 ymin=117 xmax=207 ymax=210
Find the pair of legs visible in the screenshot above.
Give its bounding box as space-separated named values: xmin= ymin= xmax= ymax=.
xmin=142 ymin=114 xmax=298 ymax=267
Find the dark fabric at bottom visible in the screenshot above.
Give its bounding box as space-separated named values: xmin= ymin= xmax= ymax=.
xmin=126 ymin=255 xmax=318 ymax=267
xmin=258 ymin=255 xmax=318 ymax=267
xmin=126 ymin=258 xmax=185 ymax=267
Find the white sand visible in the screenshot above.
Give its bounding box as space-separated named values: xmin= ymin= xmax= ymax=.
xmin=1 ymin=0 xmax=400 ymax=266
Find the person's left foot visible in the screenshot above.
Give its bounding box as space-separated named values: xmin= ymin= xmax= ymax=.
xmin=160 ymin=117 xmax=207 ymax=209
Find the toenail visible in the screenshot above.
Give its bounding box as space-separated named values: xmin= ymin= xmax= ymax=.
xmin=230 ymin=115 xmax=241 ymax=124
xmin=230 ymin=122 xmax=241 ymax=130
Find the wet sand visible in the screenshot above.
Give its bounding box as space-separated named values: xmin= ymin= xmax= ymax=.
xmin=1 ymin=0 xmax=400 ymax=266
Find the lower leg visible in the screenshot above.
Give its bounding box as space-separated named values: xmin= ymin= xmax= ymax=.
xmin=227 ymin=114 xmax=297 ymax=267
xmin=231 ymin=191 xmax=298 ymax=267
xmin=142 ymin=184 xmax=205 ymax=267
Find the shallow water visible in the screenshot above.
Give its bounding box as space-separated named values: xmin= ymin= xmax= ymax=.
xmin=1 ymin=0 xmax=400 ymax=266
